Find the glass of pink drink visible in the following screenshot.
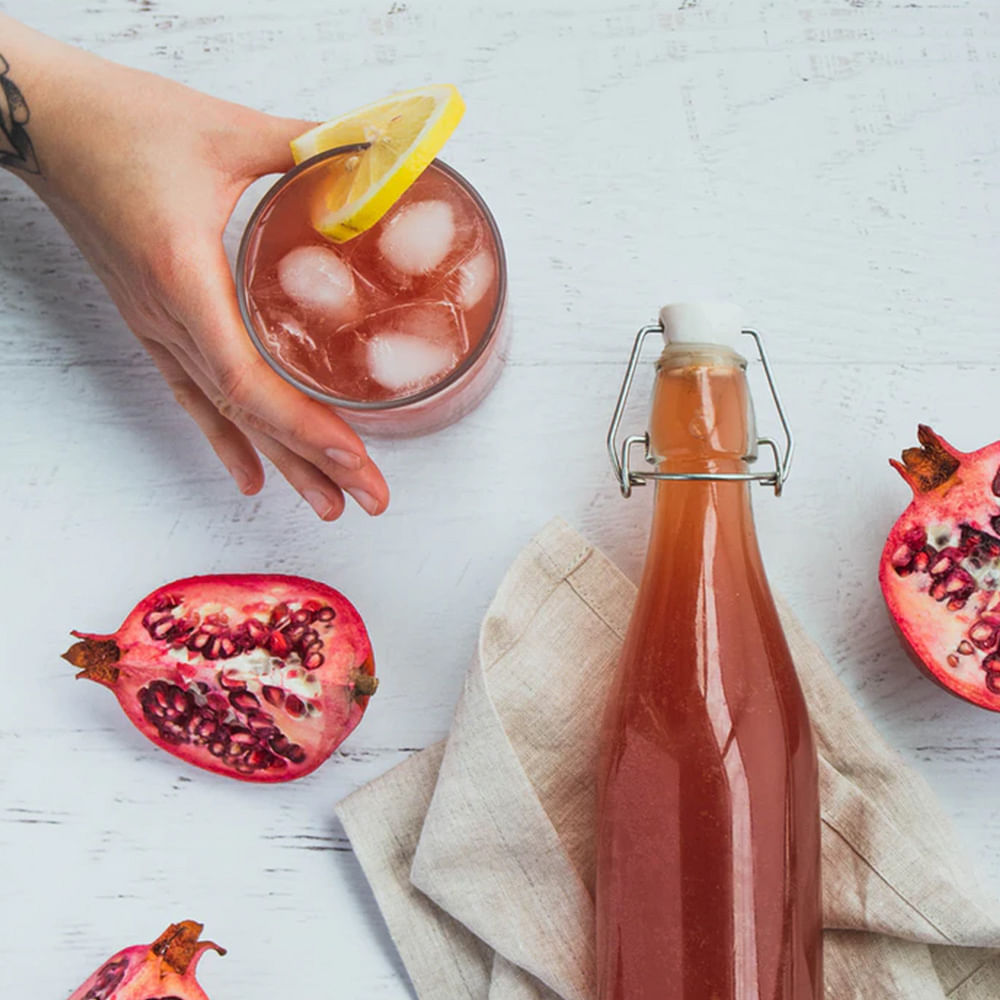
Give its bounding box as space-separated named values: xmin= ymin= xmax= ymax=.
xmin=236 ymin=145 xmax=508 ymax=436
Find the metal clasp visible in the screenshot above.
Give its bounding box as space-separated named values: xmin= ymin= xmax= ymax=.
xmin=607 ymin=324 xmax=794 ymax=498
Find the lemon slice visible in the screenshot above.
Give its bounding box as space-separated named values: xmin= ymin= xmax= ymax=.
xmin=290 ymin=84 xmax=465 ymax=242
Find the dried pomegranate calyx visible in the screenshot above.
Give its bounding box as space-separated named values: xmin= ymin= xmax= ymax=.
xmin=150 ymin=920 xmax=225 ymax=973
xmin=890 ymin=423 xmax=961 ymax=493
xmin=62 ymin=636 xmax=121 ymax=683
xmin=351 ymin=665 xmax=379 ymax=699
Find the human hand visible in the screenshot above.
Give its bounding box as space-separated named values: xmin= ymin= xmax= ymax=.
xmin=5 ymin=21 xmax=388 ymax=520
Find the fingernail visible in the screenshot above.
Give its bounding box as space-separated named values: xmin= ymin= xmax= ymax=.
xmin=348 ymin=488 xmax=381 ymax=516
xmin=303 ymin=488 xmax=336 ymax=519
xmin=325 ymin=447 xmax=363 ymax=470
xmin=230 ymin=467 xmax=255 ymax=495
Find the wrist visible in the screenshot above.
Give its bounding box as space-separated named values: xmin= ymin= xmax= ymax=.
xmin=0 ymin=15 xmax=132 ymax=194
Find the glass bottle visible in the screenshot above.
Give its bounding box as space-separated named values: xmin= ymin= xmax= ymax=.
xmin=596 ymin=303 xmax=822 ymax=999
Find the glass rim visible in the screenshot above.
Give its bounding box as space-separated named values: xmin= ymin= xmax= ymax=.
xmin=235 ymin=143 xmax=508 ymax=412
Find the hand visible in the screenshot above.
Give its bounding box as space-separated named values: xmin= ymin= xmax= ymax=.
xmin=15 ymin=32 xmax=388 ymax=520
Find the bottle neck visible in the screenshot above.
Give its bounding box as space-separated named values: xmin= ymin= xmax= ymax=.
xmin=640 ymin=345 xmax=762 ymax=586
xmin=648 ymin=343 xmax=755 ymax=478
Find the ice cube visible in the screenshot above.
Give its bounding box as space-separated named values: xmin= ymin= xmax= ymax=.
xmin=377 ymin=200 xmax=455 ymax=277
xmin=276 ymin=244 xmax=357 ymax=318
xmin=359 ymin=301 xmax=468 ymax=394
xmin=265 ymin=314 xmax=316 ymax=353
xmin=256 ymin=314 xmax=322 ymax=387
xmin=455 ymin=249 xmax=496 ymax=310
xmin=366 ymin=334 xmax=456 ymax=393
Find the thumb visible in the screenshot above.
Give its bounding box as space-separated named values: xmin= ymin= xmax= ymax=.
xmin=238 ymin=111 xmax=319 ymax=178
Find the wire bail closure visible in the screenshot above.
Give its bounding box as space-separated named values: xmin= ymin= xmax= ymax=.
xmin=607 ymin=324 xmax=794 ymax=499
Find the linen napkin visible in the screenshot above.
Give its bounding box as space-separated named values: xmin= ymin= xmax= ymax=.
xmin=337 ymin=518 xmax=1000 ymax=999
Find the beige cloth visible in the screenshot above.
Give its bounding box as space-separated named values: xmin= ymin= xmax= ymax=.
xmin=337 ymin=518 xmax=1000 ymax=999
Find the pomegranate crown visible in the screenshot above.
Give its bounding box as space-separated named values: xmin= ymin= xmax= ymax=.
xmin=889 ymin=424 xmax=960 ymax=494
xmin=150 ymin=920 xmax=225 ymax=973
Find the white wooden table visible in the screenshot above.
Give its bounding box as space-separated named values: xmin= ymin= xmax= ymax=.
xmin=2 ymin=1 xmax=998 ymax=995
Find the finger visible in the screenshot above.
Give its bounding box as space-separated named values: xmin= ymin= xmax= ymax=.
xmin=162 ymin=331 xmax=388 ymax=516
xmin=231 ymin=111 xmax=317 ymax=178
xmin=176 ymin=261 xmax=391 ymax=513
xmin=142 ymin=337 xmax=264 ymax=495
xmin=247 ymin=429 xmax=346 ymax=522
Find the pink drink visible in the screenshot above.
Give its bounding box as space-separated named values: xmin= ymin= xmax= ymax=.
xmin=237 ymin=146 xmax=507 ymax=436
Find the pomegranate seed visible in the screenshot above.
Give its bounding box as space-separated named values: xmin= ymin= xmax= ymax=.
xmin=261 ymin=685 xmax=284 ymax=708
xmin=269 ymin=602 xmax=290 ymax=627
xmin=194 ymin=718 xmax=218 ymax=740
xmin=158 ymin=722 xmax=188 ymax=744
xmin=291 ymin=608 xmax=314 ymax=625
xmin=145 ymin=613 xmax=176 ymax=639
xmin=266 ymin=631 xmax=291 ymax=657
xmin=188 ymin=630 xmax=211 ymax=651
xmin=151 ymin=593 xmax=181 ymax=612
xmin=229 ymin=689 xmax=260 ymax=713
xmin=303 ymin=652 xmax=325 ymax=670
xmin=890 ymin=544 xmax=912 ymax=568
xmin=970 ymin=621 xmax=999 ymax=650
xmin=244 ymin=748 xmax=270 ymax=769
xmin=246 ymin=711 xmax=276 ymax=735
xmin=285 ymin=695 xmax=305 ymax=718
xmin=284 ymin=624 xmax=307 ymax=644
xmin=316 ymin=607 xmax=336 ymax=622
xmin=208 ymin=741 xmax=226 ymax=757
xmin=912 ymin=550 xmax=930 ymax=572
xmin=285 ymin=743 xmax=307 ymax=764
xmin=170 ymin=618 xmax=196 ymax=640
xmin=904 ymin=527 xmax=928 ymax=550
xmin=958 ymin=640 xmax=975 ymax=655
xmin=231 ymin=623 xmax=256 ymax=653
xmin=228 ymin=727 xmax=255 ymax=746
xmin=947 ymin=654 xmax=960 ymax=668
xmin=217 ymin=635 xmax=238 ymax=659
xmin=987 ymin=670 xmax=1000 ymax=696
xmin=245 ymin=618 xmax=269 ymax=642
xmin=929 ymin=555 xmax=954 ymax=577
xmin=217 ymin=671 xmax=247 ymax=692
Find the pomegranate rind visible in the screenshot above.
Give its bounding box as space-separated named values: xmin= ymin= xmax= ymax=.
xmin=880 ymin=427 xmax=1000 ymax=712
xmin=67 ymin=573 xmax=376 ymax=782
xmin=67 ymin=920 xmax=222 ymax=1000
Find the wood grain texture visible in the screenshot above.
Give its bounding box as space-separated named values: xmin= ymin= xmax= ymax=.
xmin=1 ymin=0 xmax=998 ymax=996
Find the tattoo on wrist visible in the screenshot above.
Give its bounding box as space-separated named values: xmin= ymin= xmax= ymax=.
xmin=0 ymin=54 xmax=40 ymax=174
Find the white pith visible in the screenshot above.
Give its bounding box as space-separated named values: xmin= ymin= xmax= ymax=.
xmin=160 ymin=601 xmax=325 ymax=706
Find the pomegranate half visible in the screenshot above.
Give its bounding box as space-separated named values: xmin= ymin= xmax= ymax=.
xmin=63 ymin=574 xmax=377 ymax=781
xmin=880 ymin=425 xmax=1000 ymax=710
xmin=68 ymin=920 xmax=223 ymax=1000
